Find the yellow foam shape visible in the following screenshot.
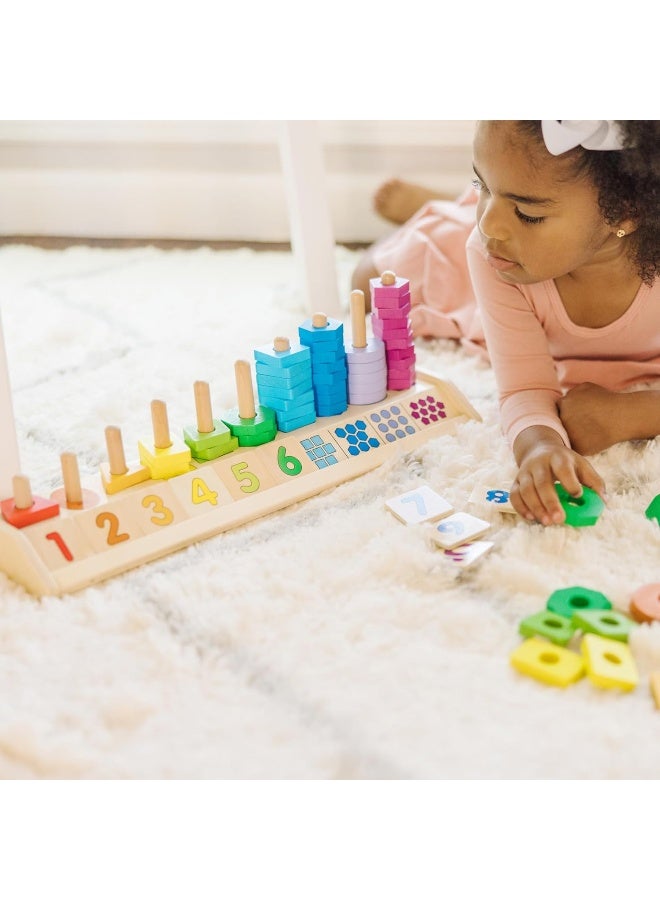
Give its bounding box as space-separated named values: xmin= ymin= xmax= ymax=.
xmin=138 ymin=437 xmax=192 ymax=480
xmin=510 ymin=637 xmax=585 ymax=688
xmin=581 ymin=633 xmax=638 ymax=691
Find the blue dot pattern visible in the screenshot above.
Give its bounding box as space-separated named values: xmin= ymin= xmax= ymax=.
xmin=333 ymin=418 xmax=381 ymax=457
xmin=300 ymin=434 xmax=341 ymax=469
xmin=368 ymin=404 xmax=417 ymax=443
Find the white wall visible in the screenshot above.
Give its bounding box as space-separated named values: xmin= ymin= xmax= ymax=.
xmin=0 ymin=121 xmax=475 ymax=243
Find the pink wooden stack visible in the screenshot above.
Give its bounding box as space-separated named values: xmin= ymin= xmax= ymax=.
xmin=369 ymin=270 xmax=416 ymax=391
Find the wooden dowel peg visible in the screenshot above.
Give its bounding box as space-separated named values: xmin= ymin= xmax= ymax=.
xmin=12 ymin=474 xmax=33 ymax=510
xmin=312 ymin=312 xmax=328 ymax=329
xmin=60 ymin=452 xmax=83 ymax=508
xmin=273 ymin=336 xmax=290 ymax=353
xmin=234 ymin=360 xmax=256 ymax=420
xmin=351 ymin=290 xmax=367 ymax=349
xmin=380 ymin=270 xmax=396 ymax=285
xmin=194 ymin=381 xmax=214 ymax=435
xmin=105 ymin=426 xmax=128 ymax=477
xmin=151 ymin=400 xmax=172 ymax=450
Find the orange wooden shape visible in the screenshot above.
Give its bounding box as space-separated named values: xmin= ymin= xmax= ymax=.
xmin=629 ymin=583 xmax=660 ymax=623
xmin=1 ymin=495 xmax=60 ymax=529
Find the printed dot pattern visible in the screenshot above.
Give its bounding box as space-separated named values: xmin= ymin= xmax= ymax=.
xmin=300 ymin=434 xmax=342 ymax=469
xmin=368 ymin=404 xmax=417 ymax=443
xmin=406 ymin=394 xmax=447 ymax=426
xmin=333 ymin=419 xmax=381 ymax=457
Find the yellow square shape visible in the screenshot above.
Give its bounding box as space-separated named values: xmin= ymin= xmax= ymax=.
xmin=510 ymin=637 xmax=585 ymax=688
xmin=581 ymin=633 xmax=639 ymax=691
xmin=138 ymin=437 xmax=192 ymax=479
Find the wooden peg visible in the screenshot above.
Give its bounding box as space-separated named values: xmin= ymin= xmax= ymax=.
xmin=151 ymin=400 xmax=172 ymax=450
xmin=351 ymin=290 xmax=367 ymax=349
xmin=273 ymin=336 xmax=290 ymax=353
xmin=12 ymin=474 xmax=33 ymax=510
xmin=380 ymin=270 xmax=396 ymax=285
xmin=104 ymin=426 xmax=128 ymax=477
xmin=312 ymin=312 xmax=328 ymax=329
xmin=235 ymin=360 xmax=256 ymax=420
xmin=60 ymin=452 xmax=83 ymax=508
xmin=193 ymin=381 xmax=214 ymax=435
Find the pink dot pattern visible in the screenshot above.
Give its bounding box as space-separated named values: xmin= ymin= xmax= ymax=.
xmin=407 ymin=394 xmax=447 ymax=426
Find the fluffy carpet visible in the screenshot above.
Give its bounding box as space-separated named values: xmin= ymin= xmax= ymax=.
xmin=0 ymin=243 xmax=659 ymax=779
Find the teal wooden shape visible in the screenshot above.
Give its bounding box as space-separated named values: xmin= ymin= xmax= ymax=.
xmin=299 ymin=317 xmax=344 ymax=344
xmin=572 ymin=608 xmax=637 ymax=643
xmin=253 ymin=341 xmax=311 ymax=369
xmin=519 ymin=610 xmax=576 ymax=646
xmin=555 ymin=484 xmax=604 ymax=526
xmin=547 ymin=586 xmax=612 ymax=619
xmin=645 ymin=493 xmax=660 ymax=526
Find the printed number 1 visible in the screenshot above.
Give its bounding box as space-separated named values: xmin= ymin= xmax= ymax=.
xmin=46 ymin=531 xmax=74 ymax=561
xmin=402 ymin=492 xmax=427 ymax=516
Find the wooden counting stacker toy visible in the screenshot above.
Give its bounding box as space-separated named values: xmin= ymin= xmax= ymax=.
xmin=0 ymin=284 xmax=483 ymax=598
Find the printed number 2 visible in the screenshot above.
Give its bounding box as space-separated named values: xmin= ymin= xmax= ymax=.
xmin=96 ymin=511 xmax=131 ymax=545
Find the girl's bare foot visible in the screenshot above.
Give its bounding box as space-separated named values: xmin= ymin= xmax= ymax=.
xmin=373 ymin=178 xmax=452 ymax=225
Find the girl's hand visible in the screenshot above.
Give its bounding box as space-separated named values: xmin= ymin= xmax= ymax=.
xmin=511 ymin=426 xmax=607 ymax=525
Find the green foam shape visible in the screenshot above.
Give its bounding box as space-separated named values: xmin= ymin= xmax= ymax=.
xmin=519 ymin=610 xmax=576 ymax=646
xmin=572 ymin=608 xmax=637 ymax=642
xmin=555 ymin=484 xmax=604 ymax=526
xmin=547 ymin=586 xmax=612 ymax=619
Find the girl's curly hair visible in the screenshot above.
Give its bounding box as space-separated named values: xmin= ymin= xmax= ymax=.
xmin=517 ymin=121 xmax=660 ymax=284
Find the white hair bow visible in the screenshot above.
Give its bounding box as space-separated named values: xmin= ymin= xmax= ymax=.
xmin=541 ymin=120 xmax=625 ymax=155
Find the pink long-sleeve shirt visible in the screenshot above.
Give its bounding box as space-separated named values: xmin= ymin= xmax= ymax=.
xmin=465 ymin=226 xmax=660 ymax=447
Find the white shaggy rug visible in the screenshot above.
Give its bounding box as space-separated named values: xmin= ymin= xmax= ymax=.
xmin=1 ymin=242 xmax=659 ymax=780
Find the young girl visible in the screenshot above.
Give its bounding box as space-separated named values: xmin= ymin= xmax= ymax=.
xmin=353 ymin=121 xmax=660 ymax=526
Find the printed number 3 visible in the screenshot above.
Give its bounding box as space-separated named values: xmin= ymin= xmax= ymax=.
xmin=141 ymin=494 xmax=175 ymax=526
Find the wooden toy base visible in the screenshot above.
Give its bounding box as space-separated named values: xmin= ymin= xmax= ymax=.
xmin=0 ymin=370 xmax=480 ymax=597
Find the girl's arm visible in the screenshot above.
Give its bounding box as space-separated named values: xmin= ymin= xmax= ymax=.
xmin=559 ymin=383 xmax=660 ymax=455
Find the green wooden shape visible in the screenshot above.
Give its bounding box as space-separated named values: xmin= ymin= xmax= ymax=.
xmin=519 ymin=610 xmax=576 ymax=646
xmin=547 ymin=586 xmax=612 ymax=619
xmin=220 ymin=405 xmax=277 ymax=439
xmin=183 ymin=418 xmax=234 ymax=453
xmin=645 ymin=493 xmax=660 ymax=526
xmin=572 ymin=608 xmax=637 ymax=643
xmin=555 ymin=484 xmax=604 ymax=526
xmin=189 ymin=437 xmax=239 ymax=461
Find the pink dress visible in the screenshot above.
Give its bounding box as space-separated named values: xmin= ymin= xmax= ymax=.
xmin=372 ymin=186 xmax=486 ymax=358
xmin=373 ymin=189 xmax=660 ymax=447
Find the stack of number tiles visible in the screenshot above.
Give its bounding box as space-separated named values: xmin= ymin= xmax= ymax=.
xmin=385 ymin=484 xmax=493 ymax=569
xmin=298 ymin=314 xmax=348 ymax=417
xmin=370 ymin=270 xmax=416 ymax=391
xmin=254 ymin=337 xmax=316 ymax=433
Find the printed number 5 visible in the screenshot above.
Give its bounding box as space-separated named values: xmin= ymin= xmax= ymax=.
xmin=230 ymin=462 xmax=261 ymax=493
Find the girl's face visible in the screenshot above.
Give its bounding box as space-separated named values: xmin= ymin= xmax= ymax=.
xmin=472 ymin=121 xmax=622 ymax=285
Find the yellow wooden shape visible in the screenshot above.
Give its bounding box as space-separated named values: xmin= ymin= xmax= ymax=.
xmin=100 ymin=460 xmax=151 ymax=495
xmin=510 ymin=637 xmax=585 ymax=687
xmin=581 ymin=633 xmax=639 ymax=691
xmin=650 ymin=672 xmax=660 ymax=710
xmin=137 ymin=437 xmax=192 ymax=480
xmin=22 ymin=516 xmax=95 ymax=571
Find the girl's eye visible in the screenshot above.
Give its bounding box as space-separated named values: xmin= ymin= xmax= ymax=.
xmin=515 ymin=208 xmax=545 ymax=225
xmin=471 ymin=177 xmax=486 ymax=192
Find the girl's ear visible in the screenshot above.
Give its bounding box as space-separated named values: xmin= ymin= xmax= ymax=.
xmin=615 ymin=217 xmax=638 ymax=236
